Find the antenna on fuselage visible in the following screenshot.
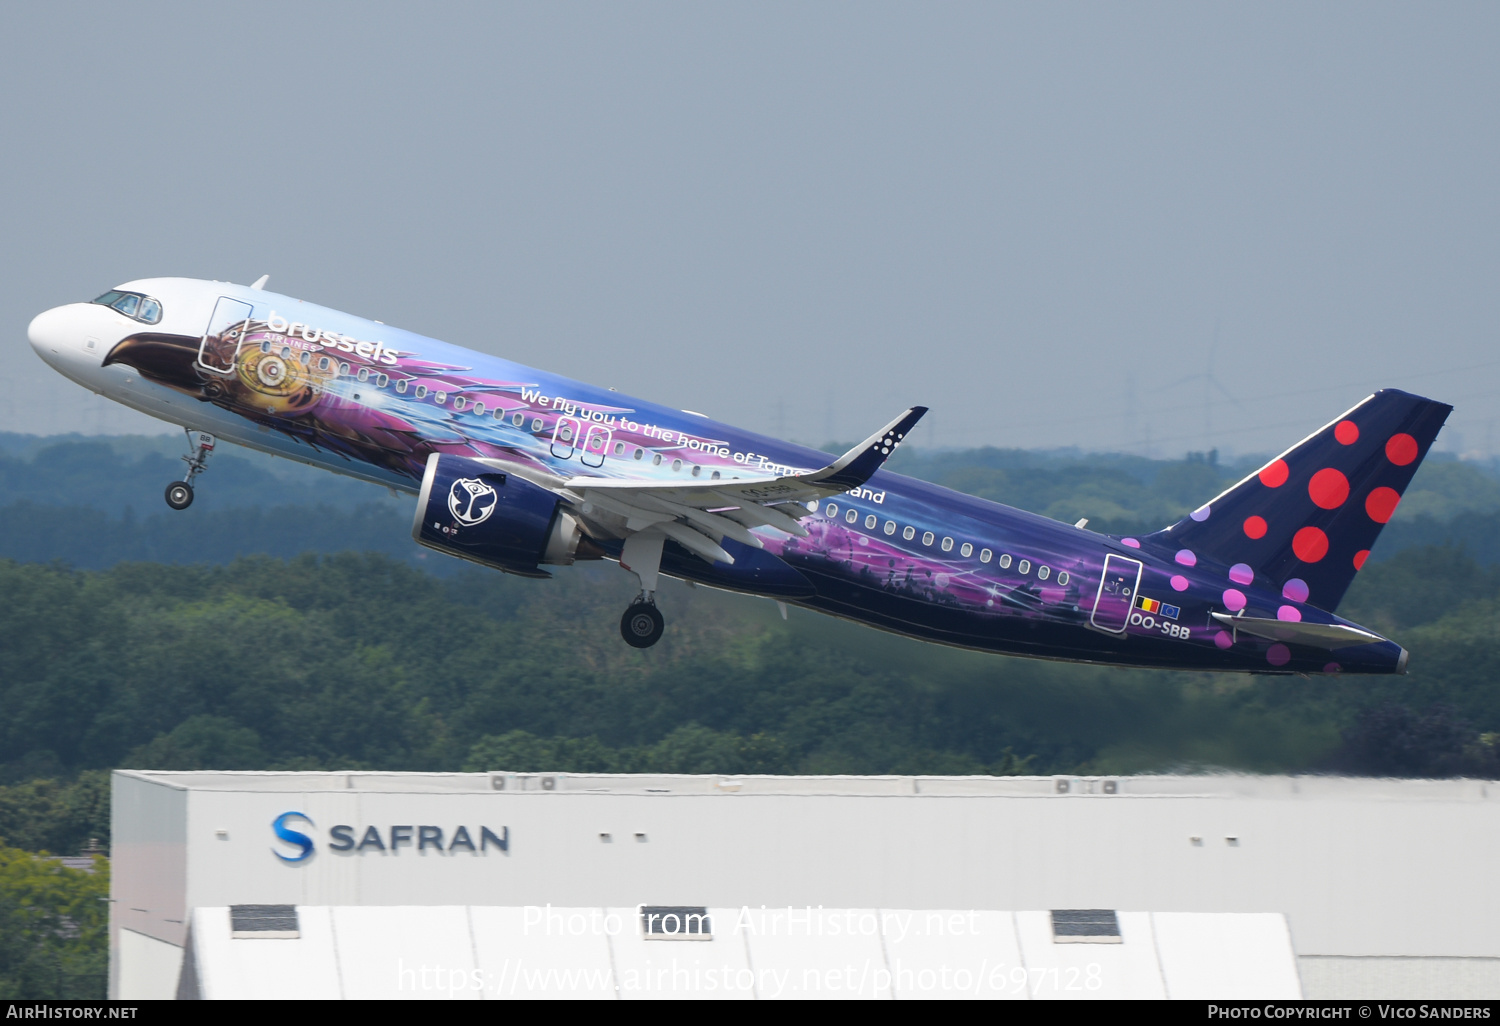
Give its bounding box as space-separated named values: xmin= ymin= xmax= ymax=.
xmin=250 ymin=274 xmax=270 ymax=290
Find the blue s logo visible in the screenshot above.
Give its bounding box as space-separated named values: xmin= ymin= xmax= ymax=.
xmin=272 ymin=811 xmax=315 ymax=863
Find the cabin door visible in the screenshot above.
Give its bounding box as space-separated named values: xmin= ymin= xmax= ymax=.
xmin=198 ymin=297 xmax=254 ymax=374
xmin=1091 ymin=554 xmax=1143 ymax=634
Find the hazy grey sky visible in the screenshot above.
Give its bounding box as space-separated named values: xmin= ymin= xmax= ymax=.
xmin=2 ymin=2 xmax=1496 ymax=458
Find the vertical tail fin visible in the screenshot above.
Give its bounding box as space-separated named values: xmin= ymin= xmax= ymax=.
xmin=1140 ymin=389 xmax=1451 ymax=612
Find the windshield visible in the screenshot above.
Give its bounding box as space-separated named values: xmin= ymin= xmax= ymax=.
xmin=92 ymin=290 xmax=162 ymax=324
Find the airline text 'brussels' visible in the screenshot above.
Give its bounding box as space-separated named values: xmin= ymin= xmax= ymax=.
xmin=29 ymin=277 xmax=1449 ymax=671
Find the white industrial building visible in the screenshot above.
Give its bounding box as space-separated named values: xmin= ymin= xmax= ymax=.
xmin=110 ymin=770 xmax=1500 ymax=1000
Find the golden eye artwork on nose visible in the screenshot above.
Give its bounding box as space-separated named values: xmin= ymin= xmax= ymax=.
xmin=195 ymin=325 xmax=336 ymax=416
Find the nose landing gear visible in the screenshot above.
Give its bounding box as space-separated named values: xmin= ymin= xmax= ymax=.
xmin=165 ymin=430 xmax=215 ymax=510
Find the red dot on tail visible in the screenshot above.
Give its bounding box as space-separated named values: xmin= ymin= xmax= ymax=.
xmin=1366 ymin=487 xmax=1401 ymax=523
xmin=1386 ymin=433 xmax=1418 ymax=466
xmin=1259 ymin=460 xmax=1290 ymax=488
xmin=1353 ymin=549 xmax=1370 ymax=570
xmin=1308 ymin=468 xmax=1350 ymax=509
xmin=1243 ymin=515 xmax=1268 ymax=539
xmin=1335 ymin=420 xmax=1359 ymax=445
xmin=1292 ymin=526 xmax=1329 ymax=562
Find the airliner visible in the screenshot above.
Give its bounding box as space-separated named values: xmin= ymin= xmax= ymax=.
xmin=28 ymin=277 xmax=1448 ymax=672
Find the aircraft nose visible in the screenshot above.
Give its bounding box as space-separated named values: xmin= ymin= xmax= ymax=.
xmin=28 ymin=304 xmax=74 ymax=361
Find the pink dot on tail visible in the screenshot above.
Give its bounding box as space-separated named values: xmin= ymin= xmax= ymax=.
xmin=1308 ymin=468 xmax=1350 ymax=509
xmin=1214 ymin=631 xmax=1233 ymax=650
xmin=1121 ymin=537 xmax=1140 ymax=548
xmin=1267 ymin=644 xmax=1291 ymax=666
xmin=1223 ymin=589 xmax=1247 ymax=611
xmin=1176 ymin=549 xmax=1197 ymax=567
xmin=1170 ymin=575 xmax=1190 ymax=592
xmin=1259 ymin=460 xmax=1290 ymax=488
xmin=1366 ymin=487 xmax=1401 ymax=524
xmin=1282 ymin=578 xmax=1310 ymax=603
xmin=1386 ymin=433 xmax=1418 ymax=466
xmin=1323 ymin=662 xmax=1342 ymax=674
xmin=1229 ymin=563 xmax=1254 ymax=585
xmin=1277 ymin=605 xmax=1302 ymax=622
xmin=1190 ymin=504 xmax=1211 ymax=522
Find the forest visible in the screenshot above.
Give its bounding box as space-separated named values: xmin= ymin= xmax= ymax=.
xmin=1 ymin=433 xmax=1498 ymax=996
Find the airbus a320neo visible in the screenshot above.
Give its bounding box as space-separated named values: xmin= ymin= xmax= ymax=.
xmin=29 ymin=277 xmax=1448 ymax=672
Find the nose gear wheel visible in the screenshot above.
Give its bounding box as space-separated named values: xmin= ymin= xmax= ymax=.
xmin=165 ymin=481 xmax=194 ymax=510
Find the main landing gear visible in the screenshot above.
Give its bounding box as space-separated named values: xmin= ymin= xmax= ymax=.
xmin=620 ymin=598 xmax=664 ymax=649
xmin=618 ymin=529 xmax=667 ymax=649
xmin=165 ymin=430 xmax=215 ymax=511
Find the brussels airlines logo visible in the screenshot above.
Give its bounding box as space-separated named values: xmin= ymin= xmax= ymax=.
xmin=271 ymin=812 xmax=510 ymax=863
xmin=272 ymin=811 xmax=315 ymax=863
xmin=448 ymin=478 xmax=499 ymax=525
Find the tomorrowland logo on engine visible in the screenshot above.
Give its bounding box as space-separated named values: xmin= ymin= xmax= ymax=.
xmin=448 ymin=478 xmax=499 ymax=525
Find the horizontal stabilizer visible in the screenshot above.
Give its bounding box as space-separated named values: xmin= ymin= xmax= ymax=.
xmin=1209 ymin=612 xmax=1386 ymax=650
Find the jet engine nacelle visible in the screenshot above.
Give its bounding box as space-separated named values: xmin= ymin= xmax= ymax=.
xmin=412 ymin=453 xmax=591 ymax=576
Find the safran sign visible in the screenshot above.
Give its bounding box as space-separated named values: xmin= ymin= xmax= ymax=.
xmin=272 ymin=812 xmax=510 ymax=864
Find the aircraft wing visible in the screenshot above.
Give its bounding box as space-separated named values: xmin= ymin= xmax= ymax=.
xmin=549 ymin=406 xmax=926 ymax=566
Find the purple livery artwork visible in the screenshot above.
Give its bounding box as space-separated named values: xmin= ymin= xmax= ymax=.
xmin=28 ymin=277 xmax=1448 ymax=669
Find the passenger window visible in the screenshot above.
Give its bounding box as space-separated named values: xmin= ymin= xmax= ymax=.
xmin=138 ymin=298 xmax=162 ymax=323
xmin=318 ymin=356 xmax=330 ymax=371
xmin=340 ymin=362 xmax=350 ymax=376
xmin=999 ymin=554 xmax=1012 ymax=569
xmin=415 ymin=385 xmax=428 ymax=399
xmin=614 ymin=442 xmax=625 ymax=455
xmin=530 ymin=418 xmax=543 ymax=431
xmin=377 ymin=374 xmax=388 ymax=387
xmin=865 ymin=514 xmax=877 ymax=529
xmin=672 ymin=459 xmax=683 ymax=472
xmin=941 ymin=537 xmax=954 ymax=552
xmin=922 ymin=531 xmax=935 ymax=546
xmin=1018 ymin=559 xmax=1031 ymax=574
xmin=884 ymin=521 xmax=896 ymax=535
xmin=453 ymin=397 xmax=466 ymax=411
xmin=1038 ymin=566 xmax=1050 ymax=580
xmin=961 ymin=542 xmax=973 ymax=557
xmin=281 ymin=347 xmax=293 ymax=360
xmin=826 ymin=503 xmax=838 ymax=517
xmin=903 ymin=526 xmax=915 ymax=540
xmin=846 ymin=509 xmax=859 ymax=524
xmin=980 ymin=548 xmax=993 ymax=563
xmin=711 ymin=470 xmax=721 ymax=480
xmin=653 ymin=454 xmax=663 ymax=466
xmin=511 ymin=412 xmax=522 ymax=425
xmin=395 ymin=378 xmax=408 ymax=393
xmin=357 ymin=367 xmax=368 ymax=381
xmin=435 ymin=391 xmax=447 ymax=405
xmin=473 ymin=401 xmax=485 ymax=415
xmin=300 ymin=350 xmax=311 ymax=365
xmin=691 ymin=465 xmax=701 ymax=477
xmin=633 ymin=448 xmax=644 ymax=460
xmin=1058 ymin=571 xmax=1070 ymax=586
xmin=261 ymin=340 xmax=271 ymax=353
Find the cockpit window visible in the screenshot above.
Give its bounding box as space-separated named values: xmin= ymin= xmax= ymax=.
xmin=92 ymin=290 xmax=162 ymax=324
